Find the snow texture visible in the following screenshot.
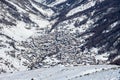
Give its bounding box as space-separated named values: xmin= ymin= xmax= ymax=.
xmin=0 ymin=65 xmax=119 ymax=80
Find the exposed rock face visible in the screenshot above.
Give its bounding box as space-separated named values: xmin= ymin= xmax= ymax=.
xmin=0 ymin=0 xmax=120 ymax=73
xmin=110 ymin=55 xmax=120 ymax=65
xmin=111 ymin=59 xmax=120 ymax=65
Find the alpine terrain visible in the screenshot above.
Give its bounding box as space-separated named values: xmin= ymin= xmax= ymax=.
xmin=0 ymin=0 xmax=120 ymax=79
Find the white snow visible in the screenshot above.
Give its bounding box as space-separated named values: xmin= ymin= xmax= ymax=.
xmin=2 ymin=21 xmax=35 ymax=41
xmin=30 ymin=0 xmax=54 ymax=17
xmin=35 ymin=0 xmax=67 ymax=7
xmin=110 ymin=21 xmax=120 ymax=29
xmin=103 ymin=21 xmax=120 ymax=33
xmin=66 ymin=0 xmax=96 ymax=17
xmin=113 ymin=55 xmax=120 ymax=62
xmin=0 ymin=65 xmax=119 ymax=80
xmin=43 ymin=56 xmax=60 ymax=66
xmin=48 ymin=0 xmax=67 ymax=7
xmin=0 ymin=36 xmax=28 ymax=72
xmin=29 ymin=13 xmax=50 ymax=28
xmin=95 ymin=53 xmax=109 ymax=61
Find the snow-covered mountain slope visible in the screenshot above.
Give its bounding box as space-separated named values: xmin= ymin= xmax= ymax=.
xmin=0 ymin=65 xmax=119 ymax=80
xmin=0 ymin=0 xmax=54 ymax=41
xmin=47 ymin=0 xmax=120 ymax=64
xmin=0 ymin=0 xmax=120 ymax=73
xmin=0 ymin=0 xmax=55 ymax=73
xmin=0 ymin=0 xmax=53 ymax=72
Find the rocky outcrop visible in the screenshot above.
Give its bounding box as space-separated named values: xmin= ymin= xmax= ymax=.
xmin=110 ymin=56 xmax=120 ymax=65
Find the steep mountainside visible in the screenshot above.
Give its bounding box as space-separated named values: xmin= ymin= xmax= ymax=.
xmin=0 ymin=0 xmax=120 ymax=73
xmin=0 ymin=0 xmax=54 ymax=73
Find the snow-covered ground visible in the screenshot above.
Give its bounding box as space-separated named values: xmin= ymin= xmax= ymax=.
xmin=66 ymin=0 xmax=96 ymax=17
xmin=0 ymin=65 xmax=119 ymax=80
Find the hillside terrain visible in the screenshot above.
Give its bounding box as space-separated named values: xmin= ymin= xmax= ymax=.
xmin=0 ymin=0 xmax=120 ymax=74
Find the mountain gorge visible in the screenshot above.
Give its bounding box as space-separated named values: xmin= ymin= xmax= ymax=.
xmin=0 ymin=0 xmax=120 ymax=73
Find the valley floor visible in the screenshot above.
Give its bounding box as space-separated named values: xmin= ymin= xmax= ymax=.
xmin=0 ymin=65 xmax=119 ymax=80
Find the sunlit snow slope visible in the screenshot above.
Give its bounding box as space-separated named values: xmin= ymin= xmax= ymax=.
xmin=0 ymin=65 xmax=119 ymax=80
